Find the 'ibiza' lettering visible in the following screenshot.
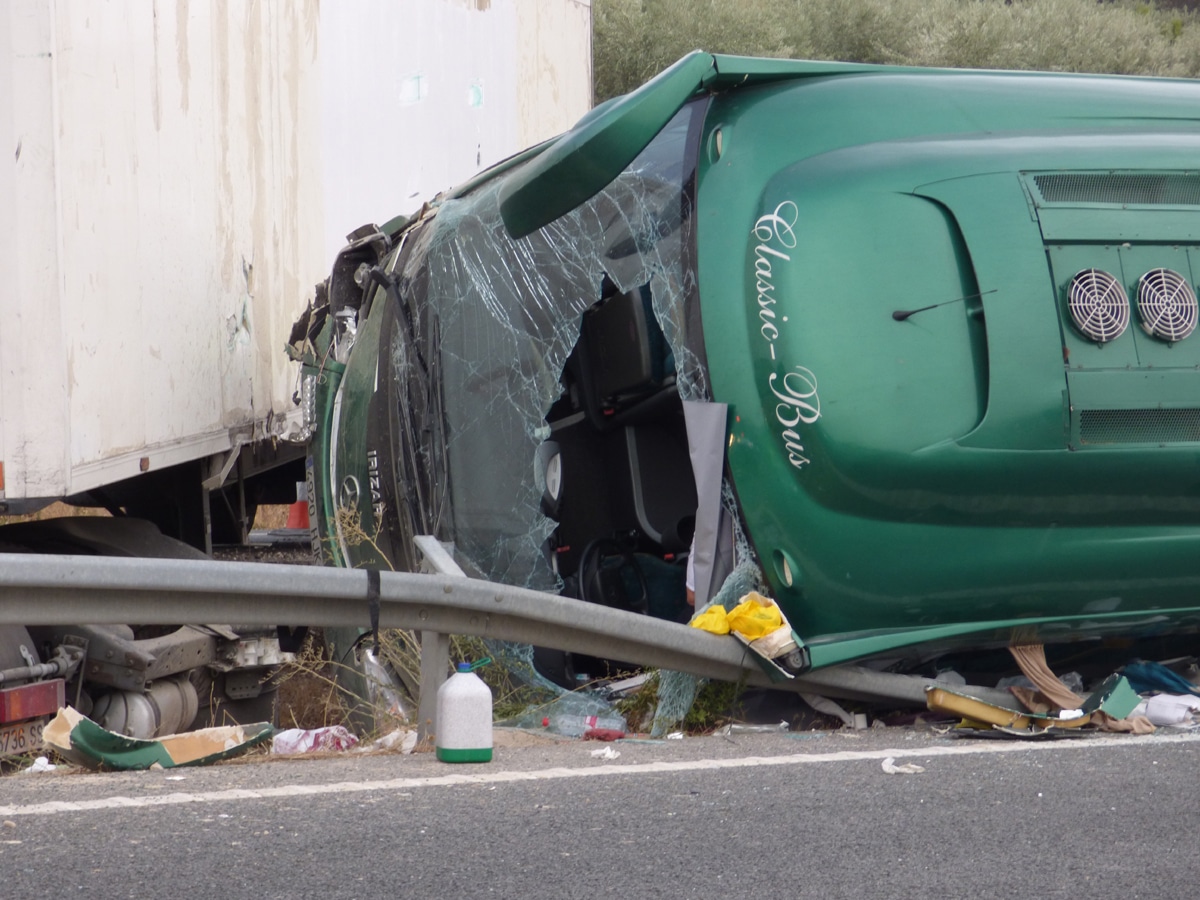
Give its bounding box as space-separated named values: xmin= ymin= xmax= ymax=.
xmin=367 ymin=448 xmax=385 ymax=527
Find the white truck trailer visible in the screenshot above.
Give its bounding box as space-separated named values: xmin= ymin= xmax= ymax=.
xmin=0 ymin=0 xmax=592 ymax=751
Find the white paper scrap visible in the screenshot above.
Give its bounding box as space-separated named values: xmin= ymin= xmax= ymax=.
xmin=881 ymin=756 xmax=925 ymax=774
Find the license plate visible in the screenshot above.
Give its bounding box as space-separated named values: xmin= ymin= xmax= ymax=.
xmin=0 ymin=718 xmax=45 ymax=757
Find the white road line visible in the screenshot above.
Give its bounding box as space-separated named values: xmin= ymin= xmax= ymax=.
xmin=3 ymin=731 xmax=1197 ymax=817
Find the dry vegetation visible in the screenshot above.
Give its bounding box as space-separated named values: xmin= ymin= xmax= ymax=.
xmin=594 ymin=0 xmax=1200 ymax=100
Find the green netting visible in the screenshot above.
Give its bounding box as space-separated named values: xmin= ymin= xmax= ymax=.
xmin=486 ymin=639 xmax=627 ymax=734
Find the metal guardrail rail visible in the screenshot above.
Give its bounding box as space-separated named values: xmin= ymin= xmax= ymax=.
xmin=0 ymin=553 xmax=1013 ymax=708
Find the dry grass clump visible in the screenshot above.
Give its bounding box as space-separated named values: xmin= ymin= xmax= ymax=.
xmin=274 ymin=632 xmax=356 ymax=730
xmin=274 ymin=628 xmax=553 ymax=736
xmin=252 ymin=504 xmax=291 ymax=530
xmin=616 ymin=671 xmax=748 ymax=734
xmin=595 ymin=0 xmax=1200 ymax=100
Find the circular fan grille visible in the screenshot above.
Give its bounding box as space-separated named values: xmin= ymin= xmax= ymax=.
xmin=1137 ymin=268 xmax=1198 ymax=342
xmin=1068 ymin=269 xmax=1129 ymax=343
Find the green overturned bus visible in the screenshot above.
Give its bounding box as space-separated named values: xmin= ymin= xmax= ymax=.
xmin=292 ymin=53 xmax=1200 ymax=681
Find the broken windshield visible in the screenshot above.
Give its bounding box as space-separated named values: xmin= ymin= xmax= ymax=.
xmin=387 ymin=100 xmax=708 ymax=589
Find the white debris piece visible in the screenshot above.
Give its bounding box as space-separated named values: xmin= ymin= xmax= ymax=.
xmin=881 ymin=756 xmax=925 ymax=775
xmin=272 ymin=725 xmax=359 ymax=754
xmin=22 ymin=756 xmax=56 ymax=773
xmin=364 ymin=728 xmax=419 ymax=753
xmin=590 ymin=747 xmax=620 ymax=760
xmin=1132 ymin=694 xmax=1200 ymax=726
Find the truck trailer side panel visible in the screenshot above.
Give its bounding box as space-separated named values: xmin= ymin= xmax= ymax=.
xmin=0 ymin=0 xmax=592 ymax=508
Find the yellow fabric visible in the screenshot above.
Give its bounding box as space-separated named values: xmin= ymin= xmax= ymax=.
xmin=690 ymin=604 xmax=730 ymax=635
xmin=725 ymin=592 xmax=784 ymax=640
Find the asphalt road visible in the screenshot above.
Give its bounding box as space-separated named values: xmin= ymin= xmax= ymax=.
xmin=1 ymin=725 xmax=1197 ymax=899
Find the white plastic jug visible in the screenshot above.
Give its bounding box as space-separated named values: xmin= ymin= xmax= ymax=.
xmin=435 ymin=661 xmax=493 ymax=763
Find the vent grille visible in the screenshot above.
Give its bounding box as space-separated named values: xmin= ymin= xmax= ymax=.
xmin=1067 ymin=269 xmax=1129 ymax=342
xmin=1137 ymin=268 xmax=1198 ymax=342
xmin=1035 ymin=173 xmax=1200 ymax=206
xmin=1079 ymin=408 xmax=1200 ymax=444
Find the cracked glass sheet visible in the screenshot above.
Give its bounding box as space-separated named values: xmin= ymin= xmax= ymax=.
xmin=392 ymin=107 xmax=705 ymax=590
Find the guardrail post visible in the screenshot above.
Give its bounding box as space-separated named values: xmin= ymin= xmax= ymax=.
xmin=414 ymin=536 xmax=467 ymax=745
xmin=417 ymin=630 xmax=450 ymax=744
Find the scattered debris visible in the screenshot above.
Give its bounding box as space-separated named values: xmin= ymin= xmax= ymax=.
xmin=22 ymin=756 xmax=56 ymax=774
xmin=666 ymin=731 xmax=684 ymax=740
xmin=925 ymin=675 xmax=1142 ymax=736
xmin=926 ymin=643 xmax=1153 ymax=738
xmin=987 ymin=725 xmax=1093 ymax=739
xmin=1122 ymin=661 xmax=1200 ymax=697
xmin=799 ymin=693 xmax=855 ymax=728
xmin=44 ymin=707 xmax=272 ymax=771
xmin=692 ymin=591 xmax=805 ymax=683
xmin=600 ymin=672 xmax=653 ymax=700
xmin=925 ymin=684 xmax=1078 ymax=731
xmin=713 ymin=721 xmax=790 ymax=735
xmin=271 ymin=726 xmax=358 ymax=754
xmin=589 ymin=746 xmax=621 ymax=760
xmin=996 ymin=670 xmax=1084 ymax=694
xmin=1132 ymin=694 xmax=1200 ymax=727
xmin=364 ymin=728 xmax=419 ymax=753
xmin=540 ymin=713 xmax=626 ymax=738
xmin=582 ymin=728 xmax=625 ymax=742
xmin=359 ymin=646 xmax=416 ymax=724
xmin=1009 ymin=643 xmax=1086 ymax=709
xmin=881 ymin=757 xmax=925 ymax=774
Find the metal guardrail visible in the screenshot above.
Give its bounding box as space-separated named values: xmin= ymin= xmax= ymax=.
xmin=0 ymin=553 xmax=1013 ymax=707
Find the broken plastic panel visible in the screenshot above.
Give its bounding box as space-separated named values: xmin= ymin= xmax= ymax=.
xmin=44 ymin=706 xmax=272 ymax=770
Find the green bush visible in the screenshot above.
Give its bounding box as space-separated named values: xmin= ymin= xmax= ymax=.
xmin=594 ymin=0 xmax=1200 ymax=101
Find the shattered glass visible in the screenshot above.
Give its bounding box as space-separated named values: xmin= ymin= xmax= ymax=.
xmin=389 ymin=104 xmax=708 ymax=588
xmin=375 ymin=99 xmax=766 ymax=728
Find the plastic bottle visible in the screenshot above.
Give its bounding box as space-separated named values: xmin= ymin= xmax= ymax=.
xmin=436 ymin=661 xmax=493 ymax=763
xmin=541 ymin=713 xmax=627 ymax=738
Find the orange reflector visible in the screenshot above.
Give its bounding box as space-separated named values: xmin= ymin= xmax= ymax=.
xmin=0 ymin=460 xmax=5 ymax=491
xmin=0 ymin=679 xmax=65 ymax=722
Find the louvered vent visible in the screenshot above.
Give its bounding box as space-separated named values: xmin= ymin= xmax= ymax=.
xmin=1034 ymin=173 xmax=1200 ymax=206
xmin=1067 ymin=269 xmax=1129 ymax=343
xmin=1136 ymin=268 xmax=1198 ymax=342
xmin=1079 ymin=409 xmax=1200 ymax=444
